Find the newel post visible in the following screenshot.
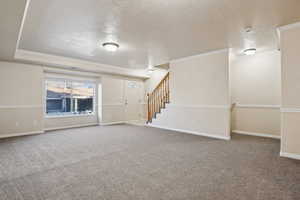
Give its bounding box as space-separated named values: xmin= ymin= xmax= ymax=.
xmin=147 ymin=93 xmax=150 ymax=123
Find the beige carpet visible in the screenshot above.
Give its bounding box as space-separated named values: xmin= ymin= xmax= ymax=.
xmin=0 ymin=124 xmax=299 ymax=200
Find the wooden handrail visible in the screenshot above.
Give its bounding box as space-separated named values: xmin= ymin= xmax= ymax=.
xmin=153 ymin=72 xmax=169 ymax=92
xmin=147 ymin=72 xmax=170 ymax=123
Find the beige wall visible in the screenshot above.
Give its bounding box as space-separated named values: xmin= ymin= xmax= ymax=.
xmin=45 ymin=115 xmax=98 ymax=130
xmin=151 ymin=50 xmax=231 ymax=139
xmin=0 ymin=61 xmax=146 ymax=137
xmin=0 ymin=62 xmax=44 ymax=137
xmin=280 ymin=24 xmax=300 ymax=156
xmin=45 ymin=73 xmax=146 ymax=128
xmin=230 ymin=50 xmax=281 ymax=137
xmin=231 ymin=107 xmax=280 ymax=136
xmin=0 ymin=63 xmax=100 ymax=133
xmin=145 ymin=68 xmax=168 ymax=93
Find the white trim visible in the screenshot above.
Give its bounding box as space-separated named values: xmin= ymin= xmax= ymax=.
xmin=45 ymin=114 xmax=96 ymax=119
xmin=15 ymin=0 xmax=31 ymax=51
xmin=126 ymin=120 xmax=147 ymax=126
xmin=102 ymin=103 xmax=125 ymax=106
xmin=44 ymin=123 xmax=98 ymax=131
xmin=278 ymin=21 xmax=300 ymax=31
xmin=0 ymin=105 xmax=43 ymax=109
xmin=280 ymin=108 xmax=300 ymax=113
xmin=15 ymin=49 xmax=149 ymax=79
xmin=167 ymin=104 xmax=231 ymax=109
xmin=147 ymin=124 xmax=231 ymax=140
xmin=44 ymin=67 xmax=100 ymax=79
xmin=280 ymin=152 xmax=300 ymax=160
xmin=170 ymin=49 xmax=228 ymax=63
xmin=102 ymin=103 xmax=145 ymax=106
xmin=0 ymin=130 xmax=44 ymax=139
xmin=100 ymin=121 xmax=126 ymax=126
xmin=232 ymin=130 xmax=281 ymax=139
xmin=44 ymin=77 xmax=98 ymax=119
xmin=276 ymin=28 xmax=281 ymax=51
xmin=234 ymin=104 xmax=281 ymax=109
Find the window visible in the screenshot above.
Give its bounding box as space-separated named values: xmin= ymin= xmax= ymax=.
xmin=46 ymin=78 xmax=95 ymax=117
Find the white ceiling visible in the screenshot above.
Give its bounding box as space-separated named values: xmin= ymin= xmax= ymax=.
xmin=2 ymin=0 xmax=300 ymax=69
xmin=0 ymin=0 xmax=26 ymax=60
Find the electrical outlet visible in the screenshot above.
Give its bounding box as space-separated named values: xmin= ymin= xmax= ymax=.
xmin=15 ymin=122 xmax=19 ymax=127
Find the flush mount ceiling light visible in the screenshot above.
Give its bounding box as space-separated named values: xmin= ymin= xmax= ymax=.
xmin=102 ymin=42 xmax=119 ymax=52
xmin=243 ymin=48 xmax=256 ymax=56
xmin=147 ymin=68 xmax=155 ymax=74
xmin=244 ymin=27 xmax=255 ymax=34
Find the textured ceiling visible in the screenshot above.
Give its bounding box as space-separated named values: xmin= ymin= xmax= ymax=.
xmin=0 ymin=0 xmax=26 ymax=60
xmin=5 ymin=0 xmax=300 ymax=68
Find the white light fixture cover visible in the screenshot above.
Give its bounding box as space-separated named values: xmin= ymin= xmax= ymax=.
xmin=147 ymin=66 xmax=155 ymax=75
xmin=102 ymin=42 xmax=119 ymax=52
xmin=244 ymin=48 xmax=256 ymax=55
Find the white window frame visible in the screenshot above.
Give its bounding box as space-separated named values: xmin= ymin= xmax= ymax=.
xmin=45 ymin=77 xmax=97 ymax=118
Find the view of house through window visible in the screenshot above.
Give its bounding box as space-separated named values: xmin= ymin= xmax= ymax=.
xmin=46 ymin=78 xmax=95 ymax=116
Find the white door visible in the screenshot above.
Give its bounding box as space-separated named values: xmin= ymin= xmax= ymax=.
xmin=124 ymin=80 xmax=144 ymax=122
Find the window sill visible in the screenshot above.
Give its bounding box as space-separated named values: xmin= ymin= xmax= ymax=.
xmin=45 ymin=113 xmax=96 ymax=119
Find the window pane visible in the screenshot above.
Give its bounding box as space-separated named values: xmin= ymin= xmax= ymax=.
xmin=71 ymin=82 xmax=94 ymax=114
xmin=46 ymin=79 xmax=71 ymax=115
xmin=46 ymin=79 xmax=95 ymax=116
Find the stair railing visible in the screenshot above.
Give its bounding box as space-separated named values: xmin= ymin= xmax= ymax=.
xmin=147 ymin=72 xmax=170 ymax=123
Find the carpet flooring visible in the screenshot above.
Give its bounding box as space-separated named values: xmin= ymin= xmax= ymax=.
xmin=0 ymin=124 xmax=299 ymax=200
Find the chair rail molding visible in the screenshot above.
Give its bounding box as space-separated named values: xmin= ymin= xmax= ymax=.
xmin=280 ymin=108 xmax=300 ymax=113
xmin=167 ymin=104 xmax=231 ymax=109
xmin=234 ymin=104 xmax=281 ymax=109
xmin=0 ymin=105 xmax=43 ymax=109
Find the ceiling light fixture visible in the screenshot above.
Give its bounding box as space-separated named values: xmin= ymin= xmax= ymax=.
xmin=102 ymin=42 xmax=119 ymax=52
xmin=243 ymin=48 xmax=256 ymax=56
xmin=147 ymin=66 xmax=155 ymax=75
xmin=244 ymin=27 xmax=255 ymax=34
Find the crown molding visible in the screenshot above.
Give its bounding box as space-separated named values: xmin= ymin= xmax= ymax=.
xmin=278 ymin=21 xmax=300 ymax=32
xmin=44 ymin=67 xmax=101 ymax=78
xmin=14 ymin=49 xmax=149 ymax=79
xmin=170 ymin=48 xmax=229 ymax=63
xmin=15 ymin=0 xmax=31 ymax=51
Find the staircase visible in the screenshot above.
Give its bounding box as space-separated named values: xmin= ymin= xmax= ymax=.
xmin=147 ymin=72 xmax=170 ymax=123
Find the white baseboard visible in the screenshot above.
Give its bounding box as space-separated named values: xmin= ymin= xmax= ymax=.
xmin=100 ymin=121 xmax=126 ymax=126
xmin=101 ymin=120 xmax=147 ymax=126
xmin=0 ymin=131 xmax=44 ymax=139
xmin=126 ymin=120 xmax=147 ymax=126
xmin=232 ymin=130 xmax=281 ymax=139
xmin=45 ymin=123 xmax=98 ymax=131
xmin=280 ymin=152 xmax=300 ymax=160
xmin=147 ymin=124 xmax=231 ymax=140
